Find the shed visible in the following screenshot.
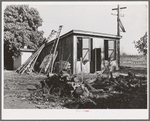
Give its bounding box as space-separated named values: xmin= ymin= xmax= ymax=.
xmin=13 ymin=48 xmax=35 ymax=70
xmin=38 ymin=30 xmax=121 ymax=74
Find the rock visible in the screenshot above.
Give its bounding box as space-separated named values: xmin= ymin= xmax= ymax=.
xmin=27 ymin=85 xmax=37 ymax=90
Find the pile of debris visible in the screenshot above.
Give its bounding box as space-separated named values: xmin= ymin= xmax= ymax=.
xmin=39 ymin=61 xmax=97 ymax=107
xmin=27 ymin=62 xmax=147 ymax=109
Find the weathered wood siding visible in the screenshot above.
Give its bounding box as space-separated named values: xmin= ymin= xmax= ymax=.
xmin=37 ymin=44 xmax=53 ymax=65
xmin=37 ymin=35 xmax=73 ymax=72
xmin=56 ymin=35 xmax=73 ymax=72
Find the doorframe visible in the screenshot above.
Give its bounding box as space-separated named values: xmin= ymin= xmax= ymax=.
xmin=74 ymin=36 xmax=92 ymax=74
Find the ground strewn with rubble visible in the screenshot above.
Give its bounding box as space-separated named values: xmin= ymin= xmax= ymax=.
xmin=4 ymin=67 xmax=147 ymax=109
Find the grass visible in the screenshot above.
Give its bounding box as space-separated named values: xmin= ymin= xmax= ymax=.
xmin=118 ymin=66 xmax=147 ymax=76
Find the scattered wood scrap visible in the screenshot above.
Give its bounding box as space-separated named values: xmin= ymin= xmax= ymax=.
xmin=26 ymin=64 xmax=147 ymax=109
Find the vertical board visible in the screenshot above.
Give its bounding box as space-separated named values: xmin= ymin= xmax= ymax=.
xmin=77 ymin=37 xmax=82 ymax=61
xmin=73 ymin=36 xmax=77 ymax=74
xmin=104 ymin=40 xmax=108 ymax=60
xmin=90 ymin=38 xmax=94 ymax=73
xmin=89 ymin=38 xmax=92 ymax=61
xmin=114 ymin=40 xmax=116 ymax=60
xmin=96 ymin=48 xmax=101 ymax=71
xmin=91 ymin=48 xmax=101 ymax=72
xmin=91 ymin=49 xmax=95 ymax=73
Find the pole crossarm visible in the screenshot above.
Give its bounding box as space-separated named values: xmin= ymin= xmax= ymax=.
xmin=112 ymin=7 xmax=127 ymax=10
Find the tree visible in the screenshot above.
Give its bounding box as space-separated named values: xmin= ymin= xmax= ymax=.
xmin=4 ymin=5 xmax=45 ymax=69
xmin=133 ymin=32 xmax=147 ymax=55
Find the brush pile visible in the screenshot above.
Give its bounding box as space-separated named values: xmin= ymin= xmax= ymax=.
xmin=27 ymin=64 xmax=147 ymax=109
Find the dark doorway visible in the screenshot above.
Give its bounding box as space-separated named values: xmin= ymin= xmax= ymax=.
xmin=91 ymin=48 xmax=101 ymax=73
xmin=77 ymin=37 xmax=82 ymax=61
xmin=104 ymin=40 xmax=108 ymax=60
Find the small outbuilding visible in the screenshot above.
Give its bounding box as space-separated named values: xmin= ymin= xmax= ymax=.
xmin=13 ymin=48 xmax=35 ymax=70
xmin=38 ymin=30 xmax=121 ymax=74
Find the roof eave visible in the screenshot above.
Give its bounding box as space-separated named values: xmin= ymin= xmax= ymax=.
xmin=46 ymin=30 xmax=122 ymax=46
xmin=72 ymin=30 xmax=122 ymax=39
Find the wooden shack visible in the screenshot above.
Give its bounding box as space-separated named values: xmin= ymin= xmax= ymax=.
xmin=38 ymin=30 xmax=121 ymax=74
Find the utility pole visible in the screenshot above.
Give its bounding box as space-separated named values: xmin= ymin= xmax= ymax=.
xmin=112 ymin=5 xmax=126 ymax=68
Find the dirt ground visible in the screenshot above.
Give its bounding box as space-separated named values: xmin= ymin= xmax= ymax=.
xmin=3 ymin=67 xmax=147 ymax=109
xmin=4 ymin=71 xmax=48 ymax=109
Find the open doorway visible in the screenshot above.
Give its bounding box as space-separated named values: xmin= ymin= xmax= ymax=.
xmin=76 ymin=37 xmax=92 ymax=73
xmin=91 ymin=48 xmax=101 ymax=73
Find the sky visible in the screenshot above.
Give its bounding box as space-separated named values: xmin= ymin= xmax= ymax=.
xmin=2 ymin=1 xmax=148 ymax=55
